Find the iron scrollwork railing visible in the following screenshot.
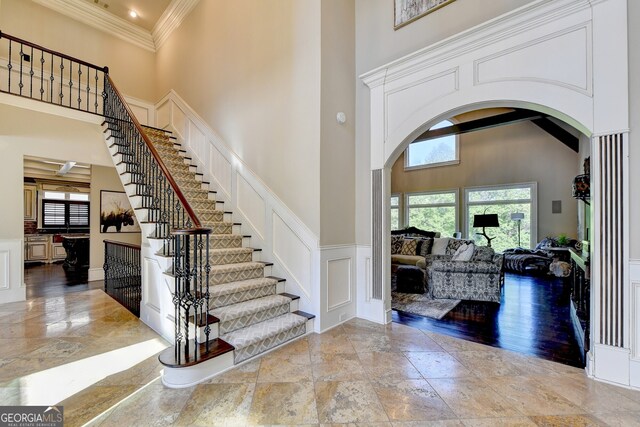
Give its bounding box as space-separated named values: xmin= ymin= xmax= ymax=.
xmin=0 ymin=31 xmax=107 ymax=115
xmin=171 ymin=228 xmax=213 ymax=363
xmin=104 ymin=240 xmax=141 ymax=317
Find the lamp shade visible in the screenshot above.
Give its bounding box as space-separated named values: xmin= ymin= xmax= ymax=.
xmin=473 ymin=213 xmax=499 ymax=228
xmin=510 ymin=212 xmax=525 ymax=221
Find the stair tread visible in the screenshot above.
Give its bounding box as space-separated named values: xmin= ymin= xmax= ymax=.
xmin=211 ymin=294 xmax=292 ymax=321
xmin=210 ymin=261 xmax=265 ymax=273
xmin=221 ymin=313 xmax=307 ymax=350
xmin=210 ymin=277 xmax=279 ymax=297
xmin=159 ymin=247 xmax=254 ymax=258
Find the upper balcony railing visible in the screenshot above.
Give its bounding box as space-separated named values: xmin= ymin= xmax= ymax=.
xmin=0 ymin=31 xmax=108 ymax=115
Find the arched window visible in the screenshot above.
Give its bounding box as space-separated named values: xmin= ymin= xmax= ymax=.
xmin=404 ymin=120 xmax=459 ymax=169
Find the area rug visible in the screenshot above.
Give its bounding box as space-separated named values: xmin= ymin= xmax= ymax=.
xmin=391 ymin=291 xmax=460 ymax=320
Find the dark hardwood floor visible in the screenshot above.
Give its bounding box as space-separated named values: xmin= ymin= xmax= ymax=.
xmin=393 ymin=272 xmax=584 ymax=368
xmin=24 ymin=262 xmax=101 ymax=299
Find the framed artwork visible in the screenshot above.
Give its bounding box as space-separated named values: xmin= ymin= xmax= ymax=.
xmin=100 ymin=190 xmax=141 ymax=233
xmin=394 ymin=0 xmax=456 ymax=30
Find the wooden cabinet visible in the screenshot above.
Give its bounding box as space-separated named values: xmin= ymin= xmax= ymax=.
xmin=51 ymin=242 xmax=67 ymax=260
xmin=24 ymin=184 xmax=37 ymax=221
xmin=25 ymin=235 xmax=49 ymax=261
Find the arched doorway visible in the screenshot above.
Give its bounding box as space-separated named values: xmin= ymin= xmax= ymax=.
xmin=360 ymin=0 xmax=630 ymax=386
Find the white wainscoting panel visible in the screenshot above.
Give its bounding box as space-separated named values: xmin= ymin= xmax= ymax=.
xmin=355 ymin=245 xmax=385 ymax=324
xmin=0 ymin=240 xmax=25 ymax=304
xmin=273 ymin=212 xmax=311 ymax=298
xmin=631 ymin=261 xmax=640 ymax=362
xmin=171 ymin=104 xmax=188 ymax=140
xmin=209 ymin=145 xmax=233 ymax=198
xmin=189 ymin=121 xmax=207 ymax=163
xmin=327 ymin=257 xmax=352 ymax=311
xmin=320 ymin=246 xmax=356 ymax=331
xmin=124 ymin=96 xmax=156 ymax=127
xmin=156 ymin=101 xmax=171 ymax=129
xmin=237 ymin=173 xmax=266 ymax=239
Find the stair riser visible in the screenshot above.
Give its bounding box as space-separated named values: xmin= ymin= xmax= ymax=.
xmin=218 ymin=303 xmax=291 ymax=335
xmin=157 ymin=250 xmax=261 ymax=276
xmin=190 ymin=322 xmax=219 ymax=342
xmin=210 ymin=283 xmax=277 ymax=309
xmin=233 ymin=323 xmax=306 ymax=364
xmin=210 ymin=266 xmax=265 ymax=286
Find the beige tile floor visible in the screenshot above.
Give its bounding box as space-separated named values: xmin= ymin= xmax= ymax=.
xmin=1 ymin=289 xmax=640 ymax=426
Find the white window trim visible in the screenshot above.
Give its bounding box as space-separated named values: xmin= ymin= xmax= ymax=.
xmin=404 ymin=120 xmax=460 ymax=171
xmin=463 ymin=182 xmax=538 ymax=249
xmin=405 ymin=188 xmax=460 ymax=236
xmin=390 ymin=192 xmax=403 ymax=230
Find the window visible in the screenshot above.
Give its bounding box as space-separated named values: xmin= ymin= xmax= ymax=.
xmin=465 ymin=183 xmax=537 ymax=252
xmin=405 ymin=190 xmax=458 ymax=237
xmin=390 ymin=194 xmax=401 ymax=230
xmin=405 ymin=120 xmax=458 ymax=169
xmin=42 ymin=191 xmax=90 ymax=229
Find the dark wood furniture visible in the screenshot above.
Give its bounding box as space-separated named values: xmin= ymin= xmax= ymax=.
xmin=62 ymin=235 xmax=90 ymax=277
xmin=569 ymin=248 xmax=590 ymax=363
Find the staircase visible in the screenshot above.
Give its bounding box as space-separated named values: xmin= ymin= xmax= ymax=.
xmin=103 ymin=119 xmax=315 ymax=384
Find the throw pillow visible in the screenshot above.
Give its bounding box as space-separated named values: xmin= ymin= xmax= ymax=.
xmin=431 ymin=238 xmax=451 ymax=255
xmin=391 ymin=235 xmax=404 ymax=254
xmin=471 ymin=246 xmax=494 ymax=262
xmin=419 ymin=237 xmax=434 ymax=257
xmin=446 ymin=239 xmax=475 ymax=256
xmin=451 ymin=243 xmax=475 ymax=261
xmin=400 ymin=238 xmax=418 ymax=256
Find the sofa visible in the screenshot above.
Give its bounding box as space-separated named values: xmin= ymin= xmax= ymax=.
xmin=390 ymin=227 xmax=440 ymax=267
xmin=417 ymin=239 xmax=504 ymax=303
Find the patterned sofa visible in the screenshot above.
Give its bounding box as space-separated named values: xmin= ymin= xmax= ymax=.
xmin=417 ymin=240 xmax=504 ymax=303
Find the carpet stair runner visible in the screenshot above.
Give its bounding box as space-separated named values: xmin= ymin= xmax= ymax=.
xmin=103 ymin=121 xmax=313 ymax=367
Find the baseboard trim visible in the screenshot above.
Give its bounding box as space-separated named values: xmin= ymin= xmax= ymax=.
xmin=88 ymin=267 xmax=104 ymax=282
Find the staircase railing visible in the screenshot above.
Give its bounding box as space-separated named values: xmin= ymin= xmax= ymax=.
xmin=0 ymin=31 xmax=107 ymax=115
xmin=104 ymin=240 xmax=142 ymax=317
xmin=1 ymin=30 xmax=216 ymax=366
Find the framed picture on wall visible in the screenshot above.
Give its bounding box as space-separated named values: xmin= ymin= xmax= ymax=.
xmin=100 ymin=190 xmax=141 ymax=233
xmin=394 ymin=0 xmax=456 ymax=30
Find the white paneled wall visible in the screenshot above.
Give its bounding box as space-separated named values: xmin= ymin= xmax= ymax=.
xmin=0 ymin=240 xmax=24 ymax=304
xmin=154 ymin=91 xmax=358 ymax=332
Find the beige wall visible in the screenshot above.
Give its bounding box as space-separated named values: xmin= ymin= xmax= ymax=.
xmin=320 ymin=0 xmax=356 ymax=245
xmin=628 ymin=0 xmax=640 ymax=259
xmin=0 ymin=0 xmax=156 ymax=101
xmin=89 ymin=166 xmax=141 ymax=272
xmin=156 ymin=0 xmax=322 ymax=235
xmin=355 ymin=0 xmax=536 ymax=244
xmin=391 ymin=119 xmax=580 ymax=242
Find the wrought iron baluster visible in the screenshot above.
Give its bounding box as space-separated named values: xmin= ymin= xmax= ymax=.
xmin=59 ymin=58 xmax=64 ymax=104
xmin=77 ymin=65 xmax=82 ymax=109
xmin=18 ymin=43 xmax=24 ymax=95
xmin=7 ymin=40 xmax=12 ymax=92
xmin=50 ymin=53 xmax=54 ymax=102
xmin=39 ymin=50 xmax=45 ymax=100
xmin=29 ymin=46 xmax=34 ymax=98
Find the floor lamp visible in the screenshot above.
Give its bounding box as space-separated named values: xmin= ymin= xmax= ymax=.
xmin=473 ymin=213 xmax=500 ymax=247
xmin=511 ymin=212 xmax=524 ymax=247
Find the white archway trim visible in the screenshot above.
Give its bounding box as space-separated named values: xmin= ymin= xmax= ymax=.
xmin=360 ymin=0 xmax=633 ymax=388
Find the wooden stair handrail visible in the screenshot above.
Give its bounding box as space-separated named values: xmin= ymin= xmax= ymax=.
xmin=105 ymin=75 xmax=202 ymax=228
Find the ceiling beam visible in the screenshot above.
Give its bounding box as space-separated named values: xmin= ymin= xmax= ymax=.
xmin=531 ymin=117 xmax=580 ymax=153
xmin=412 ymin=110 xmax=546 ymax=143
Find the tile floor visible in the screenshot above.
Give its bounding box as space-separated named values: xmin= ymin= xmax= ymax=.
xmin=1 ymin=289 xmax=640 ymax=426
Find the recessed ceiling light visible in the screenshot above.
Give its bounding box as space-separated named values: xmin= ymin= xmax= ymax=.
xmin=129 ymin=10 xmax=138 ymax=18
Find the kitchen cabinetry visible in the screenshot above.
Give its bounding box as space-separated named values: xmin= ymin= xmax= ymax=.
xmin=25 ymin=234 xmax=88 ymax=263
xmin=24 ymin=184 xmax=37 ymax=221
xmin=25 ymin=235 xmax=49 ymax=261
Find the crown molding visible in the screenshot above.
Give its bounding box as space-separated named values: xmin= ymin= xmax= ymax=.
xmin=153 ymin=0 xmax=200 ymax=50
xmin=32 ymin=0 xmax=200 ymax=52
